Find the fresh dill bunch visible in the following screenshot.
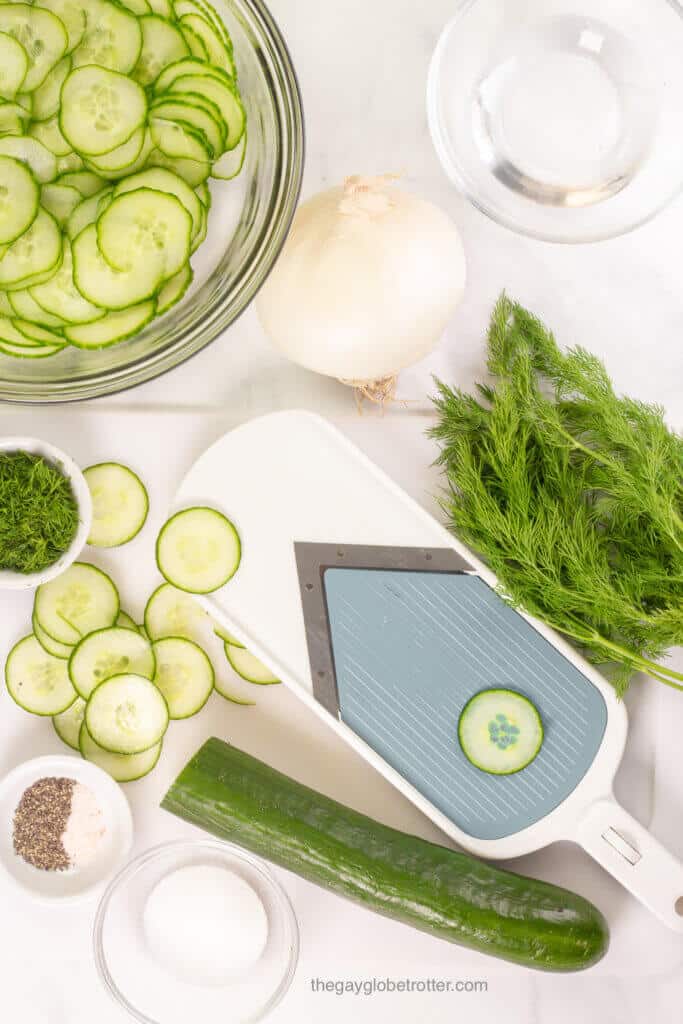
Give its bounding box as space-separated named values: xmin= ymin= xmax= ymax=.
xmin=431 ymin=295 xmax=683 ymax=695
xmin=0 ymin=451 xmax=79 ymax=574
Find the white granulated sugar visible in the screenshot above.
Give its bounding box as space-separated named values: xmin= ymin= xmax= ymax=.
xmin=61 ymin=782 xmax=106 ymax=868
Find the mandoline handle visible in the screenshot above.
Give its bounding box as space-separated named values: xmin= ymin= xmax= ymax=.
xmin=576 ymin=795 xmax=683 ymax=932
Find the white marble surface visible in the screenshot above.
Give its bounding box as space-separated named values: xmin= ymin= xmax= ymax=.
xmin=1 ymin=1 xmax=683 ymax=1021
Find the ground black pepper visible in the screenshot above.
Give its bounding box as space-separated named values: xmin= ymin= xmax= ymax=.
xmin=13 ymin=776 xmax=76 ymax=871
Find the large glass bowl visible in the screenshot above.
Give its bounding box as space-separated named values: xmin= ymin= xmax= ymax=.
xmin=0 ymin=0 xmax=304 ymax=402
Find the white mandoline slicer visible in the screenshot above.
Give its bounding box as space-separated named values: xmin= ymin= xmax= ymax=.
xmin=174 ymin=410 xmax=683 ymax=931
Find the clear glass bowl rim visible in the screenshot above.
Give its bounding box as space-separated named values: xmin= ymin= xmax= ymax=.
xmin=93 ymin=838 xmax=301 ymax=1024
xmin=426 ymin=0 xmax=683 ymax=243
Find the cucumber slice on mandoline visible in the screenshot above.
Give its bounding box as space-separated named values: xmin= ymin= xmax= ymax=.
xmin=152 ymin=636 xmax=214 ymax=719
xmin=84 ymin=462 xmax=149 ymax=548
xmin=458 ymin=689 xmax=544 ymax=775
xmin=53 ymin=696 xmax=86 ymax=750
xmin=0 ymin=156 xmax=39 ymax=245
xmin=34 ymin=562 xmax=120 ymax=647
xmin=156 ymin=506 xmax=241 ymax=594
xmin=225 ymin=643 xmax=280 ymax=685
xmin=116 ymin=610 xmax=139 ymax=632
xmin=68 ymin=626 xmax=155 ymax=699
xmin=32 ymin=613 xmax=74 ymax=659
xmin=85 ymin=672 xmax=169 ymax=754
xmin=79 ymin=721 xmax=162 ymax=782
xmin=144 ymin=581 xmax=208 ymax=644
xmin=5 ymin=634 xmax=77 ymax=715
xmin=60 ymin=66 xmax=147 ymax=156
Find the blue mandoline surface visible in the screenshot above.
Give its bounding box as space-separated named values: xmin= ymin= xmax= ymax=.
xmin=323 ymin=569 xmax=607 ymax=840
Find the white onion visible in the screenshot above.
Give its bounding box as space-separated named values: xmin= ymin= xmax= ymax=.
xmin=256 ymin=175 xmax=466 ymax=391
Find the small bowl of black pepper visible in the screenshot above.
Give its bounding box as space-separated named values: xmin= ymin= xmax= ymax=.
xmin=0 ymin=436 xmax=92 ymax=591
xmin=0 ymin=755 xmax=133 ymax=903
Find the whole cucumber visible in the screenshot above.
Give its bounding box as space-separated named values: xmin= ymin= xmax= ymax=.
xmin=162 ymin=738 xmax=609 ymax=972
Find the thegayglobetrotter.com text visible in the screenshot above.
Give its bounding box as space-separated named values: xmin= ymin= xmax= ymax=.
xmin=309 ymin=976 xmax=489 ymax=996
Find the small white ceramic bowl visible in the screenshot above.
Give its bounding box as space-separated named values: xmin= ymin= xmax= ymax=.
xmin=0 ymin=436 xmax=92 ymax=591
xmin=0 ymin=755 xmax=133 ymax=904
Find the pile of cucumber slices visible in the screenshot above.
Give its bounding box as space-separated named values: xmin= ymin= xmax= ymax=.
xmin=0 ymin=0 xmax=245 ymax=357
xmin=4 ymin=460 xmax=279 ymax=782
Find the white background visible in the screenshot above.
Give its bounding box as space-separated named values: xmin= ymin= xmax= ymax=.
xmin=1 ymin=1 xmax=683 ymax=1021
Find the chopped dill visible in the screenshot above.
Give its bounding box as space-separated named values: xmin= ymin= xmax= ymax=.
xmin=0 ymin=451 xmax=79 ymax=574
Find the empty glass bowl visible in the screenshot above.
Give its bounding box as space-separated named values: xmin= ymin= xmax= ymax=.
xmin=0 ymin=0 xmax=304 ymax=402
xmin=427 ymin=0 xmax=683 ymax=241
xmin=93 ymin=840 xmax=300 ymax=1024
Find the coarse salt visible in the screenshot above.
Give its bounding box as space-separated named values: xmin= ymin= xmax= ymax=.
xmin=62 ymin=782 xmax=106 ymax=868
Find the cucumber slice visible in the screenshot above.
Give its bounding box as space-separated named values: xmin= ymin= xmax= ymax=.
xmin=8 ymin=289 xmax=65 ymax=328
xmin=84 ymin=128 xmax=153 ymax=181
xmin=64 ymin=300 xmax=155 ymax=347
xmin=85 ymin=127 xmax=146 ymax=174
xmin=213 ymin=623 xmax=243 ymax=647
xmin=177 ymin=14 xmax=232 ymax=75
xmin=31 ymin=56 xmax=71 ymax=122
xmin=147 ymin=144 xmax=210 ymax=187
xmin=40 ymin=182 xmax=81 ymax=225
xmin=85 ymin=462 xmax=149 ymax=547
xmin=0 ymin=317 xmax=46 ymax=345
xmin=96 ymin=188 xmax=192 ymax=278
xmin=0 ymin=338 xmax=63 ymax=358
xmin=31 ymin=237 xmax=105 ymax=324
xmin=0 ymin=155 xmax=38 ymax=244
xmin=168 ymin=72 xmax=244 ymax=149
xmin=156 ymin=261 xmax=192 ymax=314
xmin=152 ymin=636 xmax=214 ymax=719
xmin=119 ymin=0 xmax=152 ymax=14
xmin=71 ymin=0 xmax=142 ymax=74
xmin=153 ymin=55 xmax=212 ymax=92
xmin=195 ymin=180 xmax=210 ymax=206
xmin=458 ymin=689 xmax=544 ymax=775
xmin=0 ymin=209 xmax=61 ymax=288
xmin=60 ymin=66 xmax=147 ymax=157
xmin=113 ymin=167 xmax=203 ymax=240
xmin=57 ymin=170 xmax=106 ymax=196
xmin=32 ymin=612 xmax=74 ymax=659
xmin=0 ymin=291 xmax=13 ymax=315
xmin=151 ymin=94 xmax=225 ymax=157
xmin=156 ymin=507 xmax=241 ymax=594
xmin=53 ymin=695 xmax=86 ymax=749
xmin=34 ymin=562 xmax=120 ymax=647
xmin=30 ymin=116 xmax=72 ymax=157
xmin=148 ymin=0 xmax=173 ymax=17
xmin=5 ymin=634 xmax=77 ymax=715
xmin=12 ymin=319 xmax=64 ymax=345
xmin=80 ymin=721 xmax=162 ymax=782
xmin=0 ymin=136 xmax=57 ymax=183
xmin=0 ymin=31 xmax=29 ymax=99
xmin=55 ymin=151 xmax=83 ymax=173
xmin=0 ymin=5 xmax=68 ymax=93
xmin=149 ymin=117 xmax=211 ymax=162
xmin=144 ymin=581 xmax=208 ymax=644
xmin=225 ymin=644 xmax=280 ymax=685
xmin=85 ymin=672 xmax=169 ymax=754
xmin=117 ymin=610 xmax=139 ymax=632
xmin=35 ymin=0 xmax=86 ymax=54
xmin=69 ymin=626 xmax=155 ymax=699
xmin=214 ymin=673 xmax=255 ymax=706
xmin=66 ymin=187 xmax=113 ymax=241
xmin=134 ymin=14 xmax=189 ymax=88
xmin=181 ymin=24 xmax=209 ymax=62
xmin=212 ymin=129 xmax=245 ymax=180
xmin=72 ymin=224 xmax=164 ymax=309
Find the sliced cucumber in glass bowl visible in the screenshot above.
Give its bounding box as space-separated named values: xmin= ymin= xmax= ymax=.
xmin=0 ymin=0 xmax=303 ymax=401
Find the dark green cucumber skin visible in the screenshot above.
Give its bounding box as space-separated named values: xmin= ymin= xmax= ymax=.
xmin=161 ymin=738 xmax=609 ymax=973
